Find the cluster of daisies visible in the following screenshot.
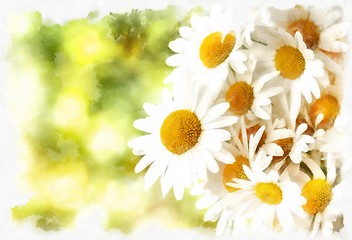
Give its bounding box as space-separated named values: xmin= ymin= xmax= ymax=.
xmin=129 ymin=5 xmax=349 ymax=238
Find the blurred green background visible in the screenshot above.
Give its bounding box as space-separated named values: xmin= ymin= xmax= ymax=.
xmin=8 ymin=7 xmax=211 ymax=232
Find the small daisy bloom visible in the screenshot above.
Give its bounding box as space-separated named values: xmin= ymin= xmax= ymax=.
xmin=193 ymin=119 xmax=271 ymax=236
xmin=165 ymin=8 xmax=247 ymax=86
xmin=300 ymin=155 xmax=343 ymax=238
xmin=268 ymin=5 xmax=348 ymax=75
xmin=191 ymin=119 xmax=268 ymax=208
xmin=128 ymin=75 xmax=237 ymax=200
xmin=261 ymin=118 xmax=314 ymax=164
xmin=220 ymin=118 xmax=271 ymax=195
xmin=294 ymin=92 xmax=341 ymax=151
xmin=253 ymin=28 xmax=325 ymax=115
xmin=223 ymin=56 xmax=283 ymax=120
xmin=207 ymin=166 xmax=306 ymax=234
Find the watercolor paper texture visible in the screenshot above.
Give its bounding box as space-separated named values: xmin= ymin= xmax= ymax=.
xmin=1 ymin=0 xmax=352 ymax=239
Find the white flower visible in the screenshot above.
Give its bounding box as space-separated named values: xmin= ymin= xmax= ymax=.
xmin=165 ymin=8 xmax=247 ymax=87
xmin=253 ymin=28 xmax=324 ymax=118
xmin=239 ymin=7 xmax=272 ymax=48
xmin=299 ymin=155 xmax=343 ymax=238
xmin=261 ymin=118 xmax=314 ymax=164
xmin=222 ymin=56 xmax=283 ymax=120
xmin=192 ymin=118 xmax=271 ymax=236
xmin=268 ymin=6 xmax=348 ymax=75
xmin=128 ymin=75 xmax=237 ymax=200
xmin=205 ymin=166 xmax=306 ymax=235
xmin=191 ymin=118 xmax=268 ymax=208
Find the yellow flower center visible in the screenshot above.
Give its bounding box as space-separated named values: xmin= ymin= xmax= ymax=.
xmin=225 ymin=81 xmax=254 ymax=116
xmin=199 ymin=31 xmax=236 ymax=68
xmin=222 ymin=156 xmax=249 ymax=192
xmin=275 ymin=46 xmax=305 ymax=80
xmin=255 ymin=182 xmax=283 ymax=205
xmin=302 ymin=179 xmax=332 ymax=215
xmin=308 ymin=94 xmax=340 ymax=130
xmin=287 ymin=19 xmax=320 ymax=49
xmin=160 ymin=110 xmax=202 ymax=155
xmin=271 ymin=137 xmax=294 ymax=164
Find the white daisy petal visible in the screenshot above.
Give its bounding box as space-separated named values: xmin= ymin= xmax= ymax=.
xmin=289 ymin=83 xmax=301 ymax=124
xmin=189 ymin=148 xmax=207 ymax=180
xmin=144 ymin=159 xmax=169 ymax=189
xmin=230 ymin=50 xmax=248 ymax=62
xmin=203 ymin=116 xmax=238 ymax=129
xmin=276 ymin=204 xmax=294 ymax=230
xmin=197 ymin=145 xmax=219 ymax=173
xmin=179 ymin=26 xmax=194 ymax=39
xmin=252 ymin=71 xmax=280 ymax=91
xmin=320 ymin=41 xmax=348 ymax=53
xmin=302 ymin=49 xmax=314 ymax=60
xmin=296 ymin=123 xmax=308 ymax=136
xmin=251 ymin=104 xmax=270 ymax=120
xmin=216 ymin=211 xmax=230 ymax=235
xmin=201 ymin=102 xmax=230 ymax=124
xmin=314 ymin=50 xmax=343 ymax=75
xmin=196 ymin=83 xmax=222 ymax=119
xmin=317 ymin=7 xmax=342 ymax=28
xmin=133 ymin=119 xmax=154 ymax=133
xmin=168 ymin=38 xmax=189 ymax=53
xmin=257 ymin=86 xmax=283 ymax=98
xmin=213 ymin=147 xmax=235 ymax=164
xmin=262 ymin=143 xmax=284 ymax=156
xmin=161 ymin=156 xmax=177 ymax=196
xmin=128 ymin=135 xmax=153 ymax=152
xmin=173 ymin=176 xmax=185 ymax=200
xmin=135 ymin=155 xmax=154 ymax=173
xmin=165 ymin=54 xmax=185 ymax=67
xmin=253 ymin=97 xmax=270 ymax=107
xmin=161 ymin=88 xmax=173 ymax=106
xmin=320 ymin=22 xmax=349 ymax=43
xmin=300 ymin=77 xmax=312 ymax=103
xmin=143 ymin=103 xmax=157 ymax=116
xmin=289 ymin=149 xmax=302 ymax=164
xmin=196 ymin=195 xmax=220 ymax=209
xmin=229 ymin=59 xmax=247 ymax=74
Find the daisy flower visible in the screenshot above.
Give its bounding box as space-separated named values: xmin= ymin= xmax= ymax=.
xmin=206 ymin=118 xmax=271 ymax=195
xmin=253 ymin=28 xmax=325 ymax=119
xmin=261 ymin=118 xmax=314 ymax=165
xmin=223 ymin=56 xmax=283 ymax=120
xmin=191 ymin=118 xmax=268 ymax=211
xmin=195 ymin=121 xmax=273 ymax=236
xmin=268 ymin=5 xmax=348 ymax=75
xmin=206 ymin=166 xmax=306 ymax=235
xmin=300 ymin=155 xmax=343 ymax=238
xmin=128 ymin=75 xmax=237 ymax=200
xmin=165 ymin=7 xmax=247 ymax=87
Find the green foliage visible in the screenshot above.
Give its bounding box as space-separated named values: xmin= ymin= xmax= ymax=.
xmin=12 ymin=199 xmax=75 ymax=230
xmin=10 ymin=6 xmax=208 ymax=233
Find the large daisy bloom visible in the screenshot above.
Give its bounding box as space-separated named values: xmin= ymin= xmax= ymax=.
xmin=165 ymin=8 xmax=247 ymax=87
xmin=128 ymin=75 xmax=237 ymax=200
xmin=223 ymin=56 xmax=283 ymax=120
xmin=206 ymin=166 xmax=306 ymax=235
xmin=268 ymin=5 xmax=348 ymax=75
xmin=253 ymin=29 xmax=325 ymax=120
